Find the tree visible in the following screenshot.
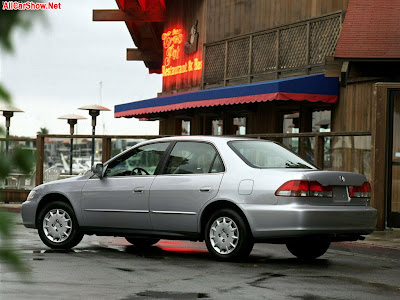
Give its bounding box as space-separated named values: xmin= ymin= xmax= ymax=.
xmin=37 ymin=127 xmax=49 ymax=135
xmin=1 ymin=7 xmax=41 ymax=274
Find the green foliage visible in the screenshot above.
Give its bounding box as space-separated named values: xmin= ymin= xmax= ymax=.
xmin=0 ymin=211 xmax=28 ymax=273
xmin=37 ymin=127 xmax=49 ymax=135
xmin=0 ymin=7 xmax=38 ymax=53
xmin=0 ymin=7 xmax=40 ymax=276
xmin=0 ymin=85 xmax=11 ymax=103
xmin=0 ymin=147 xmax=34 ymax=274
xmin=0 ymin=148 xmax=34 ymax=179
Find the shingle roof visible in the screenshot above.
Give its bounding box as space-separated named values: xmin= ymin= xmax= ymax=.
xmin=334 ymin=0 xmax=400 ymax=58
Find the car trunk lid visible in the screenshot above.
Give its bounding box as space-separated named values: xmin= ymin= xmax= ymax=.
xmin=302 ymin=170 xmax=369 ymax=206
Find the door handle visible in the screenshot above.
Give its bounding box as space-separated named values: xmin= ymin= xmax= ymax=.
xmin=134 ymin=187 xmax=145 ymax=193
xmin=200 ymin=187 xmax=212 ymax=192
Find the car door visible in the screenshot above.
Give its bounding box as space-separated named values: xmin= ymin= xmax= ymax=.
xmin=149 ymin=141 xmax=225 ymax=233
xmin=81 ymin=142 xmax=170 ymax=229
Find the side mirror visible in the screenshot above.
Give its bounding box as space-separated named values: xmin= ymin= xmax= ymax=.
xmin=91 ymin=163 xmax=104 ymax=178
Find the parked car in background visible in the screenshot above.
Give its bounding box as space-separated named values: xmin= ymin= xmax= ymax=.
xmin=21 ymin=136 xmax=377 ymax=261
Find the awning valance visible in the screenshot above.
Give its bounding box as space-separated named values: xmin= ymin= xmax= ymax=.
xmin=115 ymin=74 xmax=338 ymax=118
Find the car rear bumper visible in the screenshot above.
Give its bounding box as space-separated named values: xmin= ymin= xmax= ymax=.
xmin=240 ymin=204 xmax=378 ymax=240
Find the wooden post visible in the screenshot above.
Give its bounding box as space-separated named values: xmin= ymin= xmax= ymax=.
xmin=35 ymin=134 xmax=44 ymax=186
xmin=306 ymin=21 xmax=310 ymax=74
xmin=102 ymin=137 xmax=112 ymax=163
xmin=276 ymin=29 xmax=280 ymax=79
xmin=314 ymin=135 xmax=325 ymax=169
xmin=224 ymin=41 xmax=228 ymax=86
xmin=371 ymin=83 xmax=400 ymax=230
xmin=248 ymin=35 xmax=253 ymax=83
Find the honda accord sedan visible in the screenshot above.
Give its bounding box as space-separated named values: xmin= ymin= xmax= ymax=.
xmin=21 ymin=136 xmax=377 ymax=261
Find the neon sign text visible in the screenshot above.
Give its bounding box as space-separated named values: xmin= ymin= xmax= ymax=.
xmin=162 ymin=58 xmax=202 ymax=77
xmin=162 ymin=28 xmax=202 ymax=77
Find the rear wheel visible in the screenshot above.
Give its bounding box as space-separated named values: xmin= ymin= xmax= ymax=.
xmin=37 ymin=201 xmax=83 ymax=249
xmin=125 ymin=237 xmax=160 ymax=247
xmin=205 ymin=209 xmax=254 ymax=261
xmin=286 ymin=239 xmax=331 ymax=260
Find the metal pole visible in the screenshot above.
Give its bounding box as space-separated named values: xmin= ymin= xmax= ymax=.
xmin=67 ymin=119 xmax=77 ymax=175
xmin=89 ymin=110 xmax=99 ymax=167
xmin=70 ymin=138 xmax=73 ymax=175
xmin=91 ymin=124 xmax=95 ymax=167
xmin=5 ymin=115 xmax=11 ymax=154
xmin=5 ymin=122 xmax=9 ymax=153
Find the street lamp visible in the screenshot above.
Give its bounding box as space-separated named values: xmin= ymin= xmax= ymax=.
xmin=78 ymin=104 xmax=110 ymax=167
xmin=58 ymin=114 xmax=86 ymax=175
xmin=0 ymin=106 xmax=24 ymax=153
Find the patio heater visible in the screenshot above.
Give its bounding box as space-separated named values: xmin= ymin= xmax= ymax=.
xmin=0 ymin=106 xmax=24 ymax=153
xmin=58 ymin=114 xmax=86 ymax=175
xmin=78 ymin=104 xmax=110 ymax=167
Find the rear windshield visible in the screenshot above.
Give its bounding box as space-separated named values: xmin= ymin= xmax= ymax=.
xmin=228 ymin=140 xmax=315 ymax=169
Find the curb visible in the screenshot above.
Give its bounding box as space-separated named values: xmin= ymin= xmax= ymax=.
xmin=331 ymin=241 xmax=400 ymax=260
xmin=0 ymin=205 xmax=22 ymax=213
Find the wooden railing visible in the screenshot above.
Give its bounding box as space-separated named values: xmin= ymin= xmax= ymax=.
xmin=1 ymin=131 xmax=371 ymax=203
xmin=202 ymin=11 xmax=344 ymax=88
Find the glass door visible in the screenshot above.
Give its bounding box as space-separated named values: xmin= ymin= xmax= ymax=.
xmin=388 ymin=90 xmax=400 ymax=227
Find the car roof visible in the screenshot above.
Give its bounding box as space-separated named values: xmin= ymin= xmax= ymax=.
xmin=143 ymin=135 xmax=272 ymax=144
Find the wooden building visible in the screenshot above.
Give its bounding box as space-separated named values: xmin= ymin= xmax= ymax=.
xmin=94 ymin=0 xmax=400 ymax=230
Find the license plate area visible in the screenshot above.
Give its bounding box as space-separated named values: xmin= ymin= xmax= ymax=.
xmin=332 ymin=186 xmax=349 ymax=202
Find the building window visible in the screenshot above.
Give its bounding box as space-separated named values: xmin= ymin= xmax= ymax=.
xmin=283 ymin=111 xmax=300 ymax=134
xmin=182 ymin=120 xmax=191 ymax=135
xmin=233 ymin=117 xmax=246 ymax=135
xmin=282 ymin=111 xmax=300 ymax=153
xmin=212 ymin=119 xmax=223 ymax=135
xmin=312 ymin=110 xmax=331 ymax=132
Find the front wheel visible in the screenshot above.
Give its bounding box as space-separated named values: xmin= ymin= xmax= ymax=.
xmin=286 ymin=239 xmax=331 ymax=260
xmin=37 ymin=201 xmax=84 ymax=249
xmin=205 ymin=209 xmax=254 ymax=261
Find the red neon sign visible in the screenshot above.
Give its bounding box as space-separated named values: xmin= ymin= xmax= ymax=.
xmin=161 ymin=28 xmax=202 ymax=77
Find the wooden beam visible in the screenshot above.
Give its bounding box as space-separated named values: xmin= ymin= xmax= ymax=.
xmin=340 ymin=61 xmax=349 ymax=87
xmin=126 ymin=48 xmax=162 ymax=61
xmin=93 ymin=9 xmax=166 ymax=22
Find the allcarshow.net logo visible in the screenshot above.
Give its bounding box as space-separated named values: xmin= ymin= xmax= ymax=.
xmin=2 ymin=1 xmax=61 ymax=10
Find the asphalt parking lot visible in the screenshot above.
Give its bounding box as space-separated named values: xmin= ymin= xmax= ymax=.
xmin=1 ymin=213 xmax=400 ymax=300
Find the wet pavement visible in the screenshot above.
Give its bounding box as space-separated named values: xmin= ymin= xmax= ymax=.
xmin=1 ymin=213 xmax=400 ymax=299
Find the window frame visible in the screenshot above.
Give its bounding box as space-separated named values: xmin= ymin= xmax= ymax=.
xmin=159 ymin=140 xmax=226 ymax=175
xmin=102 ymin=141 xmax=173 ymax=178
xmin=228 ymin=140 xmax=317 ymax=170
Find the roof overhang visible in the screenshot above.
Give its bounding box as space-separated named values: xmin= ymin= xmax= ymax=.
xmin=115 ymin=74 xmax=338 ymax=119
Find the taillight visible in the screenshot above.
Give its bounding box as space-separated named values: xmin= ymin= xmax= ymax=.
xmin=275 ymin=180 xmax=333 ymax=197
xmin=348 ymin=182 xmax=371 ymax=198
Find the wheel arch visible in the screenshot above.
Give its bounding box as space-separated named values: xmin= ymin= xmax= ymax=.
xmin=36 ymin=193 xmax=77 ymax=227
xmin=199 ymin=199 xmax=252 ymax=240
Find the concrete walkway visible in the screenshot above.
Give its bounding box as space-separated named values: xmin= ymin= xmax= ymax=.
xmin=2 ymin=203 xmax=399 ymax=259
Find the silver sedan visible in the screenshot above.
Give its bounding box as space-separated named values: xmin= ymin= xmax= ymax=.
xmin=21 ymin=136 xmax=377 ymax=261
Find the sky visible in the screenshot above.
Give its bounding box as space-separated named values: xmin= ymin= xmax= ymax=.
xmin=0 ymin=0 xmax=161 ymax=137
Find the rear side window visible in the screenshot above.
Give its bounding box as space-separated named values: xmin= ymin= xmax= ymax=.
xmin=163 ymin=142 xmax=225 ymax=174
xmin=228 ymin=140 xmax=314 ymax=169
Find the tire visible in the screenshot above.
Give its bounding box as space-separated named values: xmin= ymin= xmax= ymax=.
xmin=286 ymin=239 xmax=331 ymax=260
xmin=205 ymin=208 xmax=254 ymax=261
xmin=125 ymin=237 xmax=160 ymax=247
xmin=37 ymin=201 xmax=84 ymax=249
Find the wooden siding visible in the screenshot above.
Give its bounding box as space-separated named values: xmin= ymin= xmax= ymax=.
xmin=206 ymin=0 xmax=349 ymax=43
xmin=332 ymin=81 xmax=374 ymax=132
